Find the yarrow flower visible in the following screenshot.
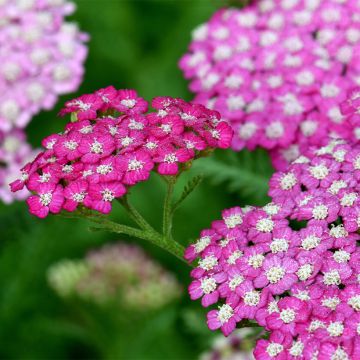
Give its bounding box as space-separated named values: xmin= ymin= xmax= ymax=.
xmin=186 ymin=139 xmax=360 ymax=358
xmin=0 ymin=130 xmax=39 ymax=203
xmin=199 ymin=328 xmax=256 ymax=360
xmin=0 ymin=0 xmax=88 ymax=133
xmin=47 ymin=242 xmax=181 ymax=309
xmin=10 ymin=86 xmax=233 ymax=217
xmin=180 ymin=0 xmax=360 ymax=170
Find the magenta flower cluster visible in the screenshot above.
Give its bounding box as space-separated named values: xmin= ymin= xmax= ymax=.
xmin=186 ymin=139 xmax=360 ymax=358
xmin=180 ymin=0 xmax=360 ymax=170
xmin=0 ymin=0 xmax=87 ymax=133
xmin=10 ymin=86 xmax=233 ymax=218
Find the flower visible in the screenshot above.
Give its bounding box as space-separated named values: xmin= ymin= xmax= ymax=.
xmin=0 ymin=130 xmax=39 ymax=203
xmin=180 ymin=1 xmax=360 ymax=170
xmin=11 ymin=87 xmax=233 ymax=217
xmin=186 ymin=139 xmax=360 ymax=358
xmin=48 ymin=242 xmax=181 ymax=310
xmin=0 ymin=0 xmax=88 ymax=133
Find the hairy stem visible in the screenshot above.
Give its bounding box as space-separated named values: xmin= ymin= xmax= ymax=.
xmin=162 ymin=176 xmax=176 ymax=239
xmin=80 ymin=210 xmax=186 ymax=263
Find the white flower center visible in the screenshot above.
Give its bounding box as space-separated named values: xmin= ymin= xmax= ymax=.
xmin=164 ymin=154 xmax=177 ymax=163
xmin=341 ymin=193 xmax=357 ymax=207
xmin=101 ymin=189 xmax=115 ymax=202
xmin=333 ymin=250 xmax=350 ymax=263
xmin=199 ymin=255 xmax=218 ymax=271
xmin=217 ymin=304 xmax=233 ymax=324
xmin=266 ymin=122 xmax=284 ymax=139
xmin=348 ymin=296 xmax=360 ymax=311
xmin=97 ymin=165 xmax=113 ymax=175
xmin=224 ymin=214 xmax=242 ymax=228
xmin=323 ymin=270 xmax=341 ymax=286
xmin=322 ymin=296 xmax=340 ymax=310
xmin=72 ymin=192 xmax=86 ymax=203
xmin=248 ymin=254 xmax=265 ymax=268
xmin=128 ymin=159 xmax=143 ymax=171
xmin=327 ymin=322 xmax=344 ymax=337
xmin=228 ymin=275 xmax=244 ymax=291
xmin=301 ymin=235 xmax=320 ymax=250
xmin=243 ymin=290 xmax=260 ymax=306
xmin=270 ymin=238 xmax=289 ymax=253
xmin=296 ymin=264 xmax=313 ymax=281
xmin=328 ymin=180 xmax=347 ymax=195
xmin=331 ymin=348 xmax=349 ymax=360
xmin=238 ymin=122 xmax=257 ymax=140
xmin=266 ymin=343 xmax=283 ymax=357
xmin=39 ymin=193 xmax=52 ymax=206
xmin=227 ymin=250 xmax=243 ymax=265
xmin=226 ymin=95 xmax=245 ymax=111
xmin=121 ymin=136 xmax=134 ymax=147
xmin=280 ymin=173 xmax=297 ymax=190
xmin=120 ymin=99 xmax=136 ymax=108
xmin=194 ymin=236 xmax=211 ymax=253
xmin=321 ymin=84 xmax=340 ymax=98
xmin=256 ymin=218 xmax=274 ymax=232
xmin=312 ymin=205 xmax=328 ymax=220
xmin=289 ymin=341 xmax=304 ymax=357
xmin=266 ymin=266 xmax=285 ymax=284
xmin=310 ymin=164 xmax=329 ymax=179
xmin=200 ymin=277 xmax=217 ymax=294
xmin=90 ymin=141 xmax=103 ymax=154
xmin=280 ymin=309 xmax=296 ymax=323
xmin=330 ymin=225 xmax=348 ymax=238
xmin=263 ymin=203 xmax=280 ymax=216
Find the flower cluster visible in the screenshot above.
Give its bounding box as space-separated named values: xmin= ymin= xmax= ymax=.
xmin=180 ymin=0 xmax=360 ymax=170
xmin=0 ymin=0 xmax=87 ymax=133
xmin=0 ymin=130 xmax=39 ymax=203
xmin=10 ymin=86 xmax=233 ymax=218
xmin=48 ymin=242 xmax=181 ymax=310
xmin=200 ymin=328 xmax=256 ymax=360
xmin=186 ymin=139 xmax=360 ymax=358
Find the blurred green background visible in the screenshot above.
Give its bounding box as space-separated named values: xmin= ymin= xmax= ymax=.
xmin=0 ymin=1 xmax=271 ymax=359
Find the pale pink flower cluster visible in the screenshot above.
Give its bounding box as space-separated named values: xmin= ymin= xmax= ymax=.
xmin=180 ymin=0 xmax=360 ymax=170
xmin=0 ymin=0 xmax=88 ymax=133
xmin=186 ymin=139 xmax=360 ymax=358
xmin=10 ymin=86 xmax=233 ymax=218
xmin=0 ymin=0 xmax=88 ymax=203
xmin=0 ymin=130 xmax=38 ymax=203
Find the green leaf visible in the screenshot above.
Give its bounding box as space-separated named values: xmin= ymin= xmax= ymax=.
xmin=194 ymin=149 xmax=274 ymax=205
xmin=173 ymin=175 xmax=204 ymax=212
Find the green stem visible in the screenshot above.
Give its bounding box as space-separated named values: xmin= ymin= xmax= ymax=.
xmin=117 ymin=196 xmax=155 ymax=232
xmin=162 ymin=176 xmax=176 ymax=239
xmin=82 ymin=211 xmax=186 ymax=263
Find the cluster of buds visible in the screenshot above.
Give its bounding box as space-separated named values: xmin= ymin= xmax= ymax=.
xmin=186 ymin=139 xmax=360 ymax=358
xmin=48 ymin=242 xmax=182 ymax=310
xmin=10 ymin=86 xmax=233 ymax=218
xmin=0 ymin=0 xmax=87 ymax=203
xmin=180 ymin=0 xmax=360 ymax=170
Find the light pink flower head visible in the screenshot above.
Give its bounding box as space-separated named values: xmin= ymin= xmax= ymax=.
xmin=0 ymin=0 xmax=88 ymax=133
xmin=180 ymin=0 xmax=360 ymax=170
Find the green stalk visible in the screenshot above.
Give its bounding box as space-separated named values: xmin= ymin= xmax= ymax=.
xmin=162 ymin=176 xmax=176 ymax=239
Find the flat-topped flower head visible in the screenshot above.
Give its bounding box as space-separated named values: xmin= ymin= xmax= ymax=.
xmin=10 ymin=87 xmax=233 ymax=217
xmin=0 ymin=0 xmax=88 ymax=134
xmin=186 ymin=142 xmax=360 ymax=356
xmin=180 ymin=1 xmax=360 ymax=170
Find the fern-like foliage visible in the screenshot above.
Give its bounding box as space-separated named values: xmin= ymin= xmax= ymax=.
xmin=194 ymin=149 xmax=274 ymax=205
